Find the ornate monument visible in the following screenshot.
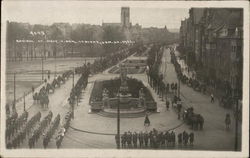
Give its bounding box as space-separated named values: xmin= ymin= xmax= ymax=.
xmin=118 ymin=63 xmax=132 ymax=108
xmin=119 ymin=63 xmax=129 ymax=95
xmin=90 ymin=63 xmax=157 ymax=115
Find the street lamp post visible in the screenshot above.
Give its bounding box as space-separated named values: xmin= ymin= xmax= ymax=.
xmin=14 ymin=40 xmax=16 ymax=61
xmin=43 ymin=34 xmax=46 ymax=60
xmin=234 ymin=89 xmax=239 ymax=151
xmin=117 ymin=92 xmax=120 ymax=149
xmin=72 ymin=69 xmax=74 ymax=88
xmin=13 ymin=73 xmax=16 ymax=111
xmin=178 ymin=77 xmax=181 ymax=98
xmin=42 ymin=55 xmax=44 ymax=81
xmin=23 ymin=92 xmax=26 ymax=111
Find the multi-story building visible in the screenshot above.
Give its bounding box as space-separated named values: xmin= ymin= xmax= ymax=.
xmin=179 ymin=8 xmax=243 ymax=99
xmin=189 ymin=8 xmax=205 ymax=66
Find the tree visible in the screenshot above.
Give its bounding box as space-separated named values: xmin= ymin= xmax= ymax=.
xmin=102 ymin=26 xmax=125 ymax=54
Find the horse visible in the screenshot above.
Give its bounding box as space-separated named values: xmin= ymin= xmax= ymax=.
xmin=39 ymin=86 xmax=46 ymax=95
xmin=57 ymin=76 xmax=65 ymax=84
xmin=40 ymin=94 xmax=49 ymax=109
xmin=52 ymin=79 xmax=60 ymax=88
xmin=33 ymin=92 xmax=39 ymax=103
xmin=46 ymin=83 xmax=55 ymax=93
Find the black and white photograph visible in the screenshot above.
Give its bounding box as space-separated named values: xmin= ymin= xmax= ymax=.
xmin=1 ymin=1 xmax=249 ymax=158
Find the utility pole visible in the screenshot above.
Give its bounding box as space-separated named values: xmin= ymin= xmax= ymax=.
xmin=72 ymin=70 xmax=74 ymax=88
xmin=234 ymin=90 xmax=239 ymax=151
xmin=13 ymin=73 xmax=16 ymax=110
xmin=26 ymin=42 xmax=29 ymax=61
xmin=44 ymin=34 xmax=46 ymax=60
xmin=71 ymin=43 xmax=74 ymax=57
xmin=42 ymin=55 xmax=44 ymax=81
xmin=14 ymin=40 xmax=16 ymax=61
xmin=76 ymin=96 xmax=78 ymax=106
xmin=117 ymin=92 xmax=120 ymax=149
xmin=23 ymin=92 xmax=26 ymax=111
xmin=178 ymin=77 xmax=180 ymax=98
xmin=54 ymin=47 xmax=57 ymax=78
xmin=72 ymin=69 xmax=75 ymax=118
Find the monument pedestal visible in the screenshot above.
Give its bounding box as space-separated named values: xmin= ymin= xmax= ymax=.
xmin=119 ymin=93 xmax=132 ymax=109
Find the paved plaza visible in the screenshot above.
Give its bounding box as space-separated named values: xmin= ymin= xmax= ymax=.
xmin=9 ymin=46 xmax=241 ymax=150
xmin=61 ymin=47 xmax=239 ymax=150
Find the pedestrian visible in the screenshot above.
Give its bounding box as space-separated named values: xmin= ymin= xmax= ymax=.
xmin=160 ymin=132 xmax=165 ymax=147
xmin=211 ymin=93 xmax=214 ymax=103
xmin=121 ymin=134 xmax=125 ymax=148
xmin=178 ymin=133 xmax=182 ymax=146
xmin=124 ymin=132 xmax=128 ymax=148
xmin=144 ymin=114 xmax=150 ymax=126
xmin=56 ymin=135 xmax=61 ymax=149
xmin=189 ymin=132 xmax=194 ymax=146
xmin=149 ymin=131 xmax=153 ymax=148
xmin=183 ymin=131 xmax=188 ymax=146
xmin=132 ymin=132 xmax=138 ymax=148
xmin=48 ymin=70 xmax=50 ymax=80
xmin=144 ymin=131 xmax=149 ymax=147
xmin=7 ymin=141 xmax=12 ymax=149
xmin=28 ymin=138 xmax=32 ymax=149
xmin=153 ymin=134 xmax=157 ymax=149
xmin=171 ymin=131 xmax=175 ymax=147
xmin=32 ymin=86 xmax=35 ymax=94
xmin=225 ymin=113 xmax=231 ymax=130
xmin=164 ymin=131 xmax=169 ymax=147
xmin=166 ymin=99 xmax=170 ymax=111
xmin=115 ymin=134 xmax=120 ymax=148
xmin=127 ymin=131 xmax=132 ymax=148
xmin=139 ymin=131 xmax=144 ymax=148
xmin=43 ymin=137 xmax=47 ymax=149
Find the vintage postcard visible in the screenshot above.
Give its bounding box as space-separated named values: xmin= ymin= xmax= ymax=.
xmin=1 ymin=1 xmax=249 ymax=158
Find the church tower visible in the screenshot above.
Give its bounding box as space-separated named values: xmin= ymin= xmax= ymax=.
xmin=121 ymin=7 xmax=130 ymax=28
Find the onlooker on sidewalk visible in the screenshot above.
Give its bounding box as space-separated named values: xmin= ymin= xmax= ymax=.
xmin=210 ymin=93 xmax=214 ymax=103
xmin=166 ymin=99 xmax=170 ymax=111
xmin=225 ymin=113 xmax=231 ymax=130
xmin=144 ymin=114 xmax=150 ymax=126
xmin=32 ymin=86 xmax=35 ymax=94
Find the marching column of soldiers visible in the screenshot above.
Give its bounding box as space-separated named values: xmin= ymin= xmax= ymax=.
xmin=68 ymin=65 xmax=89 ymax=108
xmin=169 ymin=49 xmax=206 ymax=93
xmin=55 ymin=110 xmax=74 ymax=149
xmin=146 ymin=45 xmax=179 ymax=101
xmin=33 ymin=70 xmax=74 ymax=108
xmin=116 ymin=129 xmax=195 ymax=149
xmin=6 ymin=111 xmax=41 ymax=149
xmin=28 ymin=111 xmax=53 ymax=148
xmin=6 ymin=110 xmax=28 ymax=141
xmin=42 ymin=114 xmax=60 ymax=149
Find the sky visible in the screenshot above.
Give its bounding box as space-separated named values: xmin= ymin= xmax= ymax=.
xmin=3 ymin=1 xmax=189 ymax=29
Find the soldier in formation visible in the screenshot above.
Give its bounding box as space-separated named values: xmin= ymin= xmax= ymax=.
xmin=6 ymin=111 xmax=42 ymax=149
xmin=29 ymin=111 xmax=53 ymax=148
xmin=54 ymin=110 xmax=74 ymax=149
xmin=42 ymin=114 xmax=60 ymax=149
xmin=117 ymin=129 xmax=195 ymax=149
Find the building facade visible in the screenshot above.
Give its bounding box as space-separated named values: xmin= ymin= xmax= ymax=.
xmin=179 ymin=8 xmax=243 ymax=99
